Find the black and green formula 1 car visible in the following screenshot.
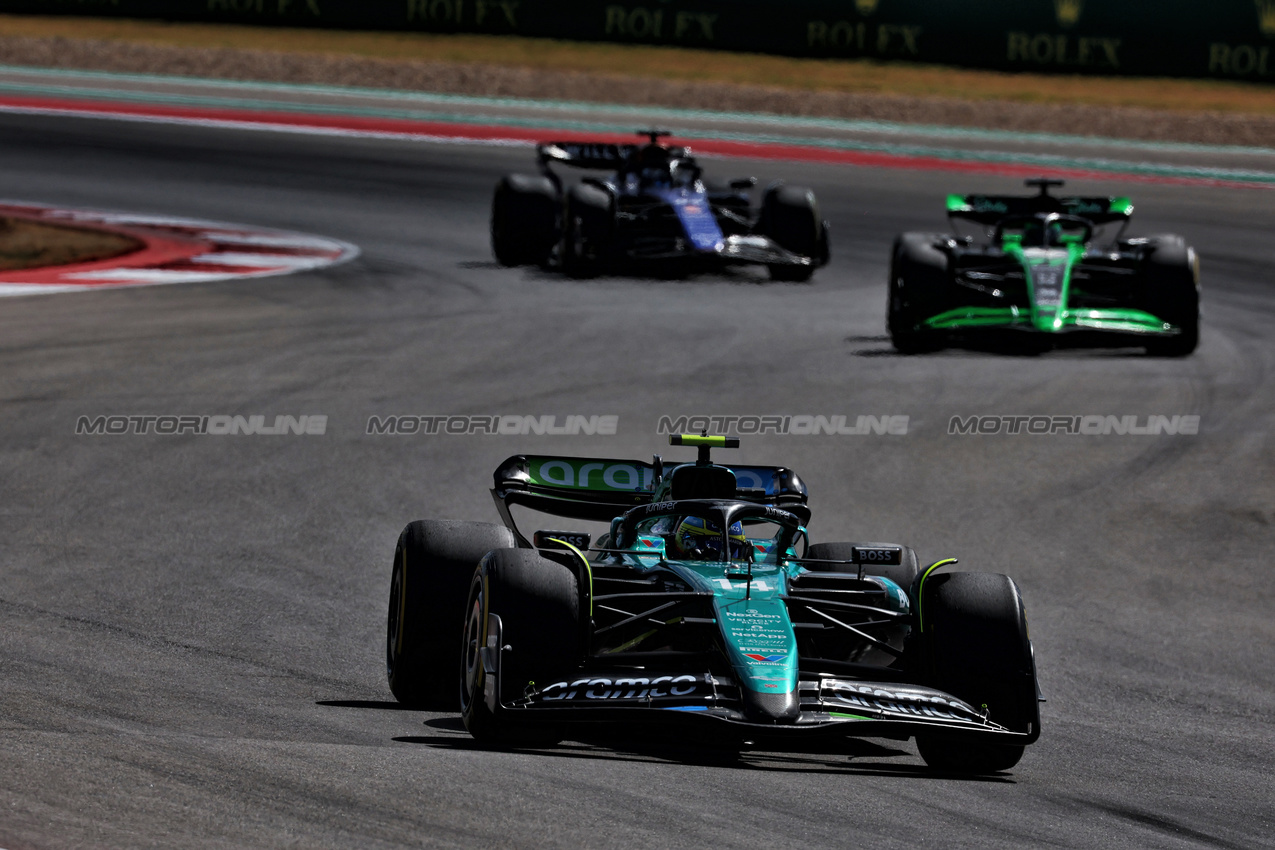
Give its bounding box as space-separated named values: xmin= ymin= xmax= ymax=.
xmin=385 ymin=435 xmax=1042 ymax=774
xmin=887 ymin=178 xmax=1200 ymax=356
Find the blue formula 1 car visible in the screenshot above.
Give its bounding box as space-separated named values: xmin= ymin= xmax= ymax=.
xmin=490 ymin=130 xmax=830 ymax=280
xmin=386 ymin=435 xmax=1042 ymax=774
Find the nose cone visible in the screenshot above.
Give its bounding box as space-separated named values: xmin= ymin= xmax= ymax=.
xmin=741 ymin=687 xmax=800 ymax=723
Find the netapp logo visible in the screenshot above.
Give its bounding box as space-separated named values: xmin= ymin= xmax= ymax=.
xmin=540 ymin=675 xmax=700 ymax=701
xmin=948 ymin=415 xmax=1200 ymax=436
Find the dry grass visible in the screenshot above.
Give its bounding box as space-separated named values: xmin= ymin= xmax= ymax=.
xmin=0 ymin=216 xmax=141 ymax=271
xmin=3 ymin=14 xmax=1275 ymax=115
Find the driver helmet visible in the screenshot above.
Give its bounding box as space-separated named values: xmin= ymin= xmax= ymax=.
xmin=636 ymin=144 xmax=672 ymax=184
xmin=1045 ymin=218 xmax=1070 ymax=247
xmin=1020 ymin=218 xmax=1045 ymax=246
xmin=638 ymin=143 xmax=669 ymax=168
xmin=671 ymin=516 xmax=749 ymax=561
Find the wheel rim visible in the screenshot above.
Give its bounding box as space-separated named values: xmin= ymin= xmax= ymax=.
xmin=460 ymin=586 xmax=484 ymax=712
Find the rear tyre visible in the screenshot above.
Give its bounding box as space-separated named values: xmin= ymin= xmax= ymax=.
xmin=805 ymin=541 xmax=919 ymax=590
xmin=914 ymin=572 xmax=1038 ymax=774
xmin=561 ymin=183 xmax=613 ymax=278
xmin=460 ymin=548 xmax=580 ymax=744
xmin=490 ymin=174 xmax=559 ymax=267
xmin=387 ymin=520 xmax=516 ymax=709
xmin=1140 ymin=236 xmax=1200 ymax=357
xmin=759 ymin=184 xmax=823 ymax=282
xmin=888 ymin=233 xmax=949 ymax=354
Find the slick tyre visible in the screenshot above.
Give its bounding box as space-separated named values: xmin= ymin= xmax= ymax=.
xmin=759 ymin=184 xmax=824 ymax=282
xmin=460 ymin=548 xmax=580 ymax=745
xmin=386 ymin=520 xmax=516 ymax=710
xmin=491 ymin=174 xmax=559 ymax=267
xmin=1140 ymin=235 xmax=1200 ymax=357
xmin=888 ymin=233 xmax=949 ymax=354
xmin=805 ymin=542 xmax=920 ymax=590
xmin=561 ymin=183 xmax=613 ymax=278
xmin=914 ymin=572 xmax=1038 ymax=774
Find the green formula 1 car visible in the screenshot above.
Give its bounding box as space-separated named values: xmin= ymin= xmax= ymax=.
xmin=888 ymin=179 xmax=1199 ymax=355
xmin=386 ymin=435 xmax=1042 ymax=774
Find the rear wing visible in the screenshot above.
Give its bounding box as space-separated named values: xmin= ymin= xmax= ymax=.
xmin=537 ymin=141 xmax=691 ymax=171
xmin=491 ymin=454 xmax=807 ymax=543
xmin=946 ymin=193 xmax=1133 ymax=226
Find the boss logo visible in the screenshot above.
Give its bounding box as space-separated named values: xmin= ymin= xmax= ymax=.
xmin=852 ymin=546 xmax=903 ymax=565
xmin=534 ymin=530 xmax=592 ymax=551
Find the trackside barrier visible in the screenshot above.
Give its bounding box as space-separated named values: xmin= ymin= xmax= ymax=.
xmin=2 ymin=0 xmax=1273 ymax=83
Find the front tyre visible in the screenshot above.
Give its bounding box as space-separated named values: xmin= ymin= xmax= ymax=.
xmin=386 ymin=520 xmax=515 ymax=709
xmin=1141 ymin=236 xmax=1200 ymax=357
xmin=560 ymin=183 xmax=613 ymax=279
xmin=759 ymin=184 xmax=824 ymax=282
xmin=491 ymin=174 xmax=559 ymax=267
xmin=460 ymin=548 xmax=580 ymax=744
xmin=914 ymin=572 xmax=1038 ymax=774
xmin=888 ymin=233 xmax=949 ymax=354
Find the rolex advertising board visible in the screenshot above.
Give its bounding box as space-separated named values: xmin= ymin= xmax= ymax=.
xmin=0 ymin=0 xmax=1270 ymax=82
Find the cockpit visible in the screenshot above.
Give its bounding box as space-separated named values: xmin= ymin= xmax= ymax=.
xmin=995 ymin=213 xmax=1092 ymax=249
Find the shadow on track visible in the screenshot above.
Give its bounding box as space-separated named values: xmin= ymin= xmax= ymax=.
xmin=321 ymin=701 xmax=1014 ymax=782
xmin=847 ymin=335 xmax=1161 ymax=359
xmin=514 ymin=263 xmax=798 ymax=287
xmin=316 ymin=699 xmax=419 ymax=711
xmin=390 ymin=721 xmax=1014 ymax=783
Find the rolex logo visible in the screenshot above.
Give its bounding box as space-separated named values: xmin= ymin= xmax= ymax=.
xmin=855 ymin=0 xmax=879 ymax=14
xmin=1258 ymin=0 xmax=1275 ymax=36
xmin=1053 ymin=0 xmax=1082 ymax=27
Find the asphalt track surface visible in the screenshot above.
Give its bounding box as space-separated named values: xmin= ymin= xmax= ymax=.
xmin=0 ymin=106 xmax=1273 ymax=850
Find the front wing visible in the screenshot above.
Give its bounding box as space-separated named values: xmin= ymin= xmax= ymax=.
xmin=619 ymin=230 xmax=817 ymax=269
xmin=919 ymin=305 xmax=1180 ymax=337
xmin=475 ymin=630 xmax=1034 ymax=746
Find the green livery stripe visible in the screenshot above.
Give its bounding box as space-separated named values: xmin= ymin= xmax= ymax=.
xmin=922 ymin=307 xmax=1173 ymax=334
xmin=548 ymin=537 xmax=593 ymax=617
xmin=1068 ymin=309 xmax=1173 ymax=333
xmin=830 ymin=712 xmax=874 ymax=721
xmin=916 ymin=558 xmax=959 ymax=634
xmin=608 ymin=628 xmax=659 ymax=654
xmin=525 ymin=457 xmax=652 ymax=492
xmin=923 ymin=306 xmax=1025 ymax=329
xmin=673 ymin=434 xmax=730 ymax=447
